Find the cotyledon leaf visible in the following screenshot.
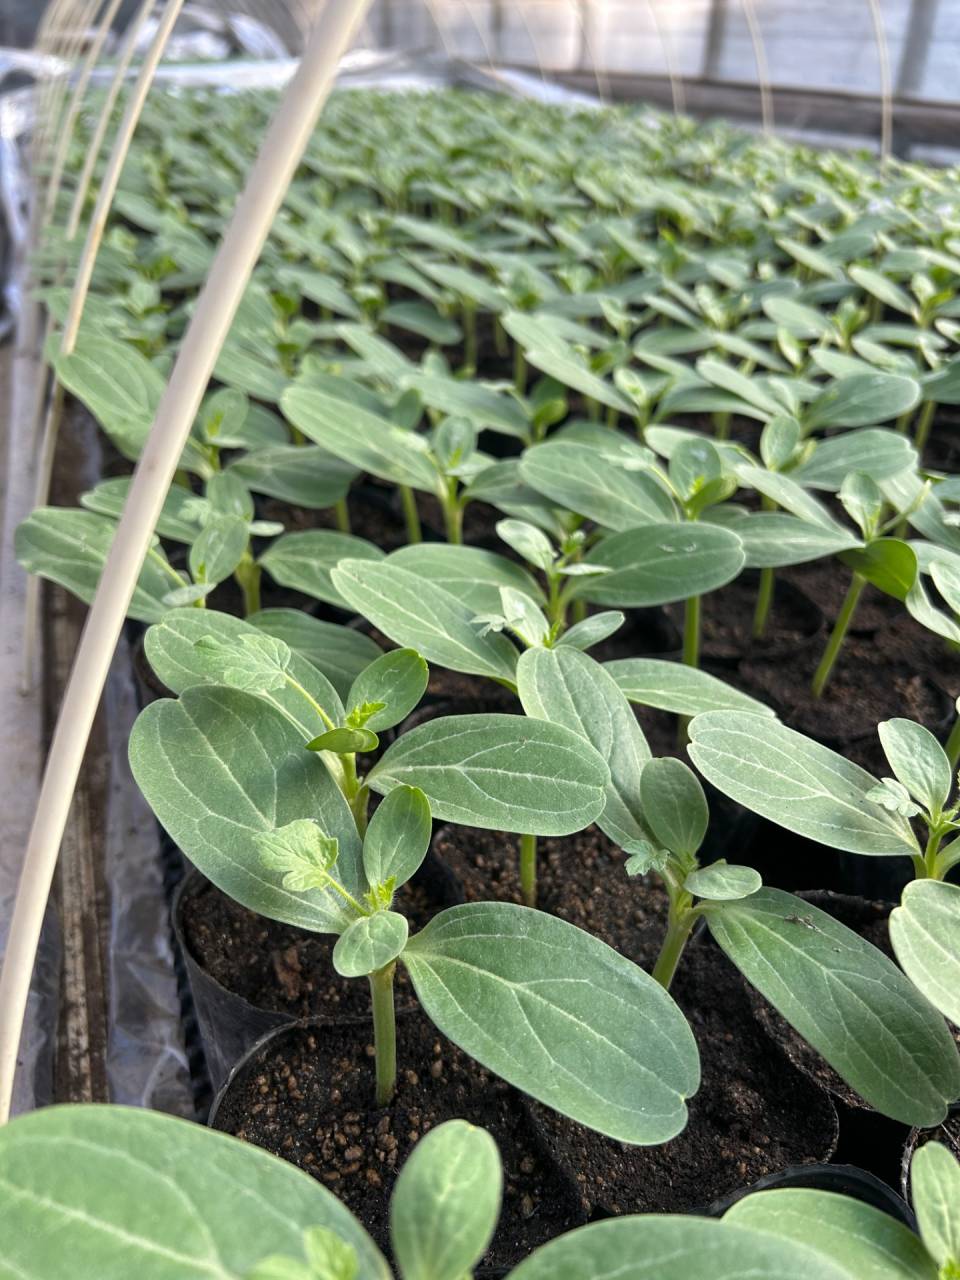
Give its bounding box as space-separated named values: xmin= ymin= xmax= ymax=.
xmin=688 ymin=711 xmax=919 ymax=856
xmin=332 ymin=560 xmax=519 ymax=683
xmin=707 ymin=887 xmax=960 ymax=1126
xmin=575 ymin=524 xmax=745 ymax=607
xmin=367 ymin=713 xmax=608 ymax=836
xmin=0 ymin=1104 xmax=390 ymax=1280
xmin=129 ymin=686 xmax=363 ymax=933
xmin=404 ymin=902 xmax=699 ymax=1145
xmin=889 ymin=879 xmax=960 ymax=1027
xmin=517 ymin=647 xmax=650 ymax=847
xmin=389 ymin=543 xmax=546 ymax=613
xmin=260 ymin=532 xmax=385 ymax=610
xmin=605 ymin=659 xmax=774 ymax=717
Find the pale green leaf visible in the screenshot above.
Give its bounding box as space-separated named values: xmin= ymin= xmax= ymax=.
xmin=606 ymin=659 xmax=774 ymax=717
xmin=890 ymin=880 xmax=960 ymax=1027
xmin=260 ymin=533 xmax=385 ymax=610
xmin=333 ymin=911 xmax=408 ymax=978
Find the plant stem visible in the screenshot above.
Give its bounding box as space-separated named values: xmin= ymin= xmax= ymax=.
xmin=235 ymin=556 xmax=261 ymax=616
xmin=519 ymin=832 xmax=537 ymax=907
xmin=334 ymin=498 xmax=351 ymax=534
xmin=914 ymin=398 xmax=936 ymax=456
xmin=494 ymin=317 xmax=508 ymax=358
xmin=464 ymin=305 xmax=478 ymax=371
xmin=811 ymin=572 xmax=866 ymax=698
xmin=369 ymin=963 xmax=397 ymax=1107
xmin=442 ymin=488 xmax=463 ymax=544
xmin=399 ymin=486 xmax=422 ymax=544
xmin=946 ymin=713 xmax=960 ymax=772
xmin=683 ymin=595 xmax=701 ymax=668
xmin=514 ymin=345 xmax=527 ymax=395
xmin=753 ymin=567 xmax=775 ymax=639
xmin=924 ymin=829 xmax=945 ymax=880
xmin=652 ymin=901 xmax=698 ymax=990
xmin=713 ymin=411 xmax=731 ymax=441
xmin=606 ymin=404 xmax=619 ymax=429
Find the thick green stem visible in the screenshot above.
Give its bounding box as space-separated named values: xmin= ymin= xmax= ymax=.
xmin=713 ymin=411 xmax=731 ymax=441
xmin=514 ymin=345 xmax=527 ymax=395
xmin=683 ymin=595 xmax=701 ymax=669
xmin=399 ymin=486 xmax=422 ymax=544
xmin=334 ymin=498 xmax=351 ymax=534
xmin=369 ymin=964 xmax=397 ymax=1107
xmin=914 ymin=398 xmax=936 ymax=456
xmin=753 ymin=566 xmax=775 ymax=639
xmin=946 ymin=714 xmax=960 ymax=773
xmin=606 ymin=404 xmax=619 ymax=430
xmin=442 ymin=488 xmax=463 ymax=544
xmin=924 ymin=830 xmax=945 ymax=880
xmin=652 ymin=902 xmax=698 ymax=990
xmin=811 ymin=572 xmax=866 ymax=698
xmin=520 ymin=832 xmax=537 ymax=908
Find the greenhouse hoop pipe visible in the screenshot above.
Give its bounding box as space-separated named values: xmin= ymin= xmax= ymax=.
xmin=35 ymin=0 xmax=104 ymax=181
xmin=739 ymin=0 xmax=773 ymax=135
xmin=0 ymin=0 xmax=373 ymax=1128
xmin=865 ymin=0 xmax=893 ymax=160
xmin=23 ymin=0 xmax=184 ymax=693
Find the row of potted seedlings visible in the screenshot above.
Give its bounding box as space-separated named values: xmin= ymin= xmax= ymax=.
xmin=12 ymin=86 xmax=960 ymax=1273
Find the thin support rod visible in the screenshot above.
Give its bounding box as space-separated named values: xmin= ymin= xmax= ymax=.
xmin=739 ymin=0 xmax=773 ymax=135
xmin=0 ymin=0 xmax=372 ymax=1127
xmin=647 ymin=0 xmax=685 ymax=116
xmin=865 ymin=0 xmax=893 ymax=161
xmin=64 ymin=0 xmax=160 ymax=244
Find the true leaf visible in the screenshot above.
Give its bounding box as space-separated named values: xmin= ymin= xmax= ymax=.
xmin=912 ymin=1141 xmax=960 ymax=1272
xmin=248 ymin=609 xmax=382 ymax=700
xmin=640 ymin=758 xmax=708 ymax=858
xmin=688 ymin=711 xmax=919 ymax=856
xmin=333 ymin=911 xmax=408 ymax=978
xmin=686 ymin=863 xmax=762 ymax=901
xmin=404 ymin=902 xmax=699 ymax=1144
xmin=362 ymin=785 xmax=432 ymax=893
xmin=878 ymin=718 xmax=952 ymax=816
xmin=367 ymin=713 xmax=608 ymax=836
xmin=707 ymin=887 xmax=960 ymax=1125
xmin=347 ymin=649 xmax=428 ymax=732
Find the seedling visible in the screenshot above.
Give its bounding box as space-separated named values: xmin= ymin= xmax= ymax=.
xmin=519 ymin=646 xmax=960 ymax=1127
xmin=130 ymin=609 xmax=699 ymax=1135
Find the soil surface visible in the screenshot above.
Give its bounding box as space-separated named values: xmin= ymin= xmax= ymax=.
xmin=212 ymin=1014 xmax=587 ymax=1269
xmin=528 ymin=943 xmax=838 ymax=1215
xmin=667 ymin=574 xmax=823 ymax=667
xmin=739 ymin=640 xmax=947 ymax=744
xmin=783 ymin=560 xmax=901 ymax=634
xmin=433 ymin=825 xmax=671 ymax=970
xmin=180 ymin=866 xmax=459 ymax=1020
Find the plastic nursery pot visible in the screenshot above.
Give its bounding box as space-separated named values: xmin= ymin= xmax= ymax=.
xmin=666 ymin=573 xmax=825 ymax=670
xmin=173 ymin=859 xmax=464 ymax=1091
xmin=900 ymin=1104 xmax=960 ymax=1205
xmin=523 ymin=942 xmax=839 ymax=1219
xmin=208 ymin=1014 xmax=587 ymax=1273
xmin=710 ymin=1161 xmax=917 ymax=1230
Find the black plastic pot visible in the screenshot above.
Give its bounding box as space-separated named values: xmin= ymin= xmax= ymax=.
xmin=900 ymin=1104 xmax=960 ymax=1206
xmin=208 ymin=1016 xmax=587 ymax=1276
xmin=172 ymin=872 xmax=297 ymax=1092
xmin=709 ymin=1161 xmax=917 ymax=1229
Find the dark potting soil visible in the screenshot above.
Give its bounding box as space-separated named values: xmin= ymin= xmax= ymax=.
xmin=527 ymin=943 xmax=837 ymax=1216
xmin=875 ymin=615 xmax=960 ymax=698
xmin=666 ymin=575 xmax=823 ymax=667
xmin=433 ymin=825 xmax=670 ymax=970
xmin=415 ymin=491 xmax=507 ymax=548
xmin=263 ymin=491 xmax=409 ymax=551
xmin=181 ymin=871 xmax=454 ymax=1021
xmin=739 ymin=640 xmax=946 ymax=745
xmin=211 ymin=1014 xmax=587 ymax=1268
xmin=783 ymin=561 xmax=900 ymax=635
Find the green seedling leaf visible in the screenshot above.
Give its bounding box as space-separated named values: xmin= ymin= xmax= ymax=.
xmin=791 ymin=429 xmax=917 ymax=490
xmin=255 ymin=820 xmax=340 ymax=892
xmin=717 ymin=511 xmax=859 ymax=569
xmin=0 ymin=1105 xmax=389 ymax=1280
xmin=16 ymin=508 xmax=178 ymax=624
xmin=878 ymin=718 xmax=953 ymax=816
xmin=332 ymin=911 xmax=408 ymax=978
xmin=56 ymin=333 xmax=168 ymax=462
xmin=248 ymin=610 xmax=382 ymax=701
xmin=307 ymin=727 xmax=380 ymax=755
xmin=838 ymin=472 xmax=883 ymax=539
xmin=890 ymin=880 xmax=960 ymax=1026
xmin=736 ymin=466 xmax=852 ymax=533
xmin=495 ymin=518 xmax=555 ymax=572
xmin=725 ymin=1188 xmax=936 ymax=1280
xmin=230 ymin=445 xmax=357 ymax=509
xmin=130 ymin=687 xmax=364 ymax=933
xmin=574 ymin=524 xmax=745 ymax=607
xmin=696 ymin=357 xmax=783 ymax=418
xmin=849 ymin=265 xmax=915 ymax=316
xmin=912 ymin=1141 xmax=960 ymax=1274
xmin=641 ymin=757 xmax=708 ymax=858
xmin=865 ymin=777 xmax=922 ymax=818
xmin=188 ymin=514 xmax=249 ymax=586
xmin=557 ymin=610 xmax=625 ymax=651
xmin=282 ymin=385 xmax=438 ymax=492
xmin=760 ymin=416 xmax=802 ymax=471
xmin=384 ymin=300 xmax=462 ymax=345
xmin=249 ymin=1226 xmax=359 ymax=1280
xmin=521 ymin=441 xmax=676 ymax=531
xmin=145 ymin=608 xmax=343 ymax=731
xmin=194 ymin=632 xmax=291 ymax=693
xmin=260 ymin=533 xmax=384 ymax=610
xmin=332 ymin=560 xmax=518 ymax=683
xmin=390 ymin=1121 xmax=502 ymax=1280
xmin=688 ymin=711 xmax=919 ymax=856
xmin=517 ymin=647 xmax=650 ymax=847
xmin=685 ymin=862 xmax=762 ymax=901
xmin=806 ymin=372 xmax=920 ymax=429
xmin=367 ymin=713 xmax=608 ymax=836
xmin=839 ymin=538 xmax=917 ymax=601
xmin=347 ymin=649 xmax=428 ymax=732
xmin=402 ymin=373 xmax=530 ymax=440
xmin=707 ymin=887 xmax=960 ymax=1125
xmin=520 ymin=345 xmax=636 ymax=415
xmin=390 ymin=543 xmax=545 ymax=613
xmin=404 ymin=902 xmax=699 ymax=1145
xmin=607 ymin=658 xmax=774 ymax=717
xmin=362 ymin=785 xmax=431 ymax=893
xmin=508 ymin=1215 xmax=852 ymax=1280
xmin=81 ymin=476 xmax=209 ymax=543
xmin=762 ymin=294 xmax=834 ymax=339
